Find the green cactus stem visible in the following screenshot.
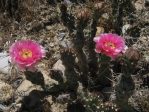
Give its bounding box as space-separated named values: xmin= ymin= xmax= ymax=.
xmin=60 ymin=48 xmax=79 ymax=93
xmin=85 ymin=2 xmax=105 ymax=76
xmin=115 ymin=58 xmax=135 ymax=112
xmin=111 ymin=0 xmax=134 ymax=35
xmin=59 ymin=4 xmax=89 ymax=88
xmin=59 ymin=3 xmax=75 ymax=33
xmin=91 ymin=54 xmax=112 ymax=91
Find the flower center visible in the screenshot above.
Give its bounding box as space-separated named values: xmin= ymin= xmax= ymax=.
xmin=105 ymin=42 xmax=115 ymax=49
xmin=20 ymin=49 xmax=32 ymax=59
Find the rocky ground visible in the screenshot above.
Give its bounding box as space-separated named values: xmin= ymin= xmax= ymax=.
xmin=0 ymin=0 xmax=149 ymax=112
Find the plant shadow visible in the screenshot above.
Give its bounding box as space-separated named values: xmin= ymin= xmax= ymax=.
xmin=24 ymin=71 xmax=45 ymax=88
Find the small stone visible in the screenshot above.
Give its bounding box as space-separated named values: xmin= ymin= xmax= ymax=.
xmin=0 ymin=52 xmax=10 ymax=74
xmin=0 ymin=81 xmax=14 ymax=102
xmin=11 ymin=77 xmax=23 ymax=88
xmin=53 ymin=60 xmax=65 ymax=75
xmin=49 ymin=43 xmax=54 ymax=47
xmin=46 ymin=26 xmax=52 ymax=31
xmin=64 ymin=0 xmax=72 ymax=5
xmin=39 ymin=68 xmax=59 ymax=86
xmin=96 ymin=27 xmax=104 ymax=36
xmin=17 ymin=80 xmax=33 ymax=94
xmin=122 ymin=24 xmax=131 ymax=35
xmin=144 ymin=55 xmax=149 ymax=62
xmin=135 ymin=0 xmax=145 ymax=10
xmin=57 ymin=32 xmax=65 ymax=41
xmin=102 ymin=13 xmax=109 ymax=19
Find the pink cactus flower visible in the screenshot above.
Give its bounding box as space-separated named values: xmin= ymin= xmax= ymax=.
xmin=9 ymin=40 xmax=45 ymax=71
xmin=94 ymin=33 xmax=125 ymax=59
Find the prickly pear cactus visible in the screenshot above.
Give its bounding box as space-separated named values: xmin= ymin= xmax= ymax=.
xmin=115 ymin=48 xmax=140 ymax=111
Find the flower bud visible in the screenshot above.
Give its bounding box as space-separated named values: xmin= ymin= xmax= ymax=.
xmin=94 ymin=2 xmax=104 ymax=10
xmin=124 ymin=48 xmax=141 ymax=62
xmin=76 ymin=8 xmax=90 ymax=21
xmin=59 ymin=3 xmax=67 ymax=12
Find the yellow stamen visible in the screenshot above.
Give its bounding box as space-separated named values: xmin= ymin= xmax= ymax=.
xmin=20 ymin=49 xmax=32 ymax=59
xmin=105 ymin=42 xmax=115 ymax=49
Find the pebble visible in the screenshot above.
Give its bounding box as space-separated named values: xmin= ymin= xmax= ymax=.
xmin=57 ymin=32 xmax=66 ymax=41
xmin=49 ymin=42 xmax=54 ymax=47
xmin=46 ymin=25 xmax=52 ymax=31
xmin=0 ymin=52 xmax=11 ymax=74
xmin=0 ymin=81 xmax=14 ymax=102
xmin=11 ymin=77 xmax=24 ymax=88
xmin=122 ymin=24 xmax=131 ymax=35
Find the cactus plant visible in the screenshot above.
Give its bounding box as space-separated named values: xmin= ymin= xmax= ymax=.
xmin=0 ymin=0 xmax=148 ymax=112
xmin=115 ymin=48 xmax=140 ymax=111
xmin=60 ymin=48 xmax=79 ymax=93
xmin=59 ymin=1 xmax=110 ymax=89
